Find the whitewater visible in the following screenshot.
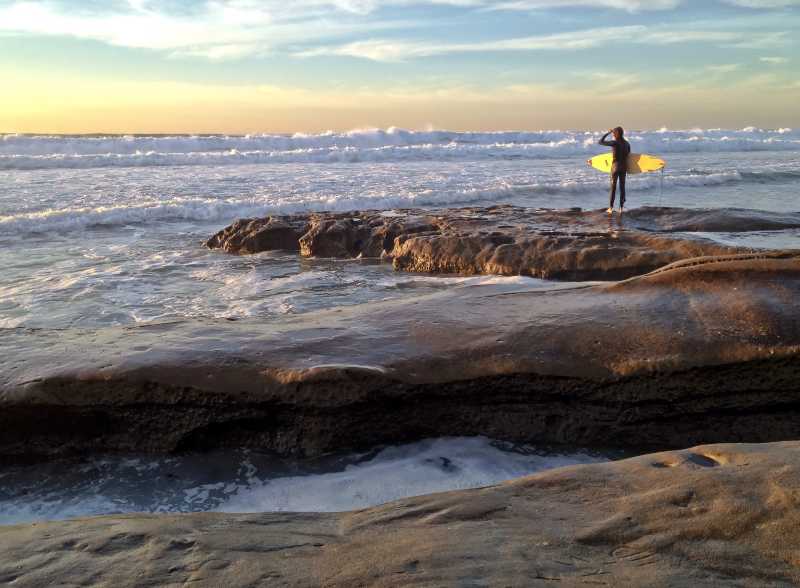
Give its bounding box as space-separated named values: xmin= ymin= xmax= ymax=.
xmin=2 ymin=127 xmax=798 ymax=170
xmin=1 ymin=126 xmax=799 ymax=331
xmin=0 ymin=437 xmax=615 ymax=525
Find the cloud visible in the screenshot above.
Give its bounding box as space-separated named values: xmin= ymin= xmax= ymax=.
xmin=296 ymin=26 xmax=646 ymax=61
xmin=297 ymin=24 xmax=789 ymax=61
xmin=725 ymin=30 xmax=790 ymax=49
xmin=488 ymin=0 xmax=681 ymax=12
xmin=0 ymin=0 xmax=414 ymax=58
xmin=760 ymin=56 xmax=789 ymax=63
xmin=0 ymin=0 xmax=794 ymax=62
xmin=722 ymin=0 xmax=800 ymax=7
xmin=705 ymin=63 xmax=742 ymax=73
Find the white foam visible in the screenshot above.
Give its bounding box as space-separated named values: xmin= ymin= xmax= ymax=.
xmin=218 ymin=437 xmax=604 ymax=513
xmin=0 ymin=168 xmax=793 ymax=237
xmin=0 ymin=198 xmax=266 ymax=235
xmin=1 ymin=127 xmax=798 ymax=169
xmin=380 ymin=275 xmax=547 ymax=289
xmin=0 ymin=437 xmax=608 ymax=525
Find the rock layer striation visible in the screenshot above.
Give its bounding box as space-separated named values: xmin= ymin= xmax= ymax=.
xmin=2 ymin=252 xmax=800 ymax=460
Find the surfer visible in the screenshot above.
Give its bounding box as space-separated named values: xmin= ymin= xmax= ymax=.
xmin=599 ymin=127 xmax=631 ymax=214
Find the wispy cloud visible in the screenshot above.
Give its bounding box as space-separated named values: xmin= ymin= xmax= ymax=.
xmin=296 ymin=26 xmax=645 ymax=61
xmin=705 ymin=63 xmax=742 ymax=73
xmin=761 ymin=55 xmax=790 ymax=63
xmin=0 ymin=0 xmax=415 ymax=58
xmin=722 ymin=0 xmax=800 ymax=7
xmin=486 ymin=0 xmax=681 ymax=12
xmin=0 ymin=0 xmax=795 ymax=61
xmin=297 ymin=24 xmax=789 ymax=61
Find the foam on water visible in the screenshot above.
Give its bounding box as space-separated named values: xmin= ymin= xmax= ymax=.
xmin=219 ymin=437 xmax=607 ymax=514
xmin=1 ymin=127 xmax=798 ymax=170
xmin=1 ymin=166 xmax=798 ymax=236
xmin=1 ymin=128 xmax=798 ymax=330
xmin=0 ymin=437 xmax=611 ymax=525
xmin=0 ymin=237 xmax=546 ymax=328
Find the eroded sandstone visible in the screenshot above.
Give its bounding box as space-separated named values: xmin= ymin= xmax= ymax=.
xmin=206 ymin=205 xmax=781 ymax=280
xmin=3 ymin=441 xmax=800 ymax=586
xmin=2 ymin=253 xmax=800 ymax=460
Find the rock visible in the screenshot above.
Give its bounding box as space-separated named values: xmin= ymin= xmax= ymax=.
xmin=2 ymin=252 xmax=800 ymax=460
xmin=206 ymin=205 xmax=768 ymax=280
xmin=298 ymin=217 xmax=373 ymax=258
xmin=624 ymin=206 xmax=800 ymax=232
xmin=3 ymin=440 xmax=800 ymax=586
xmin=389 ymin=230 xmax=735 ymax=280
xmin=204 ymin=216 xmax=309 ymax=254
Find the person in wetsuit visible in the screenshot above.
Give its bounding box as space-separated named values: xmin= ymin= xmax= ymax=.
xmin=599 ymin=126 xmax=631 ymax=214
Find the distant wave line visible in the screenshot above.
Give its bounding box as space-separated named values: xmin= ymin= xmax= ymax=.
xmin=0 ymin=127 xmax=798 ymax=170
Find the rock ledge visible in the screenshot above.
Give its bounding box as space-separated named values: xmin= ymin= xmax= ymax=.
xmin=204 ymin=205 xmax=788 ymax=280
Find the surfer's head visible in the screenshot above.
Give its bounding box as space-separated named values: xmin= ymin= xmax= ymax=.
xmin=613 ymin=127 xmax=624 ymax=139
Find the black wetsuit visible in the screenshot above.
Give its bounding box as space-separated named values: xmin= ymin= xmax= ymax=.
xmin=599 ymin=131 xmax=631 ymax=209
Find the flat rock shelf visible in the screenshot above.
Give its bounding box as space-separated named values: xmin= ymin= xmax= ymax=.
xmin=2 ymin=441 xmax=800 ymax=586
xmin=4 ymin=205 xmax=800 ymax=587
xmin=2 ymin=251 xmax=800 ymax=459
xmin=205 ymin=205 xmax=800 ymax=279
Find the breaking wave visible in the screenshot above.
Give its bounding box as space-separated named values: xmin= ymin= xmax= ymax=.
xmin=1 ymin=127 xmax=798 ymax=170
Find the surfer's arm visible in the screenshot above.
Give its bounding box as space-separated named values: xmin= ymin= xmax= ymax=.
xmin=599 ymin=131 xmax=615 ymax=147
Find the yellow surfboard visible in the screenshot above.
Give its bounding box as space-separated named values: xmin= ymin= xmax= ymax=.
xmin=587 ymin=153 xmax=665 ymax=175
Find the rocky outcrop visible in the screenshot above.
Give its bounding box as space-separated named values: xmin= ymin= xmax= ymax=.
xmin=2 ymin=252 xmax=800 ymax=460
xmin=5 ymin=210 xmax=800 ymax=586
xmin=204 ymin=216 xmax=309 ymax=254
xmin=3 ymin=440 xmax=800 ymax=586
xmin=205 ymin=206 xmax=769 ymax=280
xmin=624 ymin=206 xmax=800 ymax=232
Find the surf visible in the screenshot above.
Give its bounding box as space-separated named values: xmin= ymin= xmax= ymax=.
xmin=1 ymin=127 xmax=797 ymax=170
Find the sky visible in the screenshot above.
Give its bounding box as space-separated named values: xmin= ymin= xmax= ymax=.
xmin=1 ymin=0 xmax=799 ymax=133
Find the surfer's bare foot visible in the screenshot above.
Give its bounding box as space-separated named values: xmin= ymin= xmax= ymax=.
xmin=606 ymin=208 xmax=613 ymax=215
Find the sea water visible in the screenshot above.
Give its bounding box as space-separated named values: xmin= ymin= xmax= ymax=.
xmin=1 ymin=127 xmax=799 ymax=329
xmin=1 ymin=128 xmax=798 ymax=523
xmin=0 ymin=437 xmax=615 ymax=525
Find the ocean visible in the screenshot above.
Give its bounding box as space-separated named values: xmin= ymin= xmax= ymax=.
xmin=1 ymin=126 xmax=799 ymax=523
xmin=0 ymin=437 xmax=613 ymax=525
xmin=2 ymin=126 xmax=799 ymax=330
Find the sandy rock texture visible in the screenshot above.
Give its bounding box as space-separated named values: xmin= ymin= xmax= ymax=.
xmin=2 ymin=252 xmax=800 ymax=460
xmin=204 ymin=205 xmax=793 ymax=280
xmin=2 ymin=441 xmax=800 ymax=587
xmin=4 ymin=207 xmax=800 ymax=587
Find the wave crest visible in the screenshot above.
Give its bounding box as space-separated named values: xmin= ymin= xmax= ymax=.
xmin=1 ymin=127 xmax=798 ymax=170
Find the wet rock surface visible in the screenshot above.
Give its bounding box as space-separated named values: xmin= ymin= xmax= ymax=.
xmin=5 ymin=207 xmax=800 ymax=586
xmin=3 ymin=441 xmax=800 ymax=587
xmin=205 ymin=205 xmax=783 ymax=280
xmin=2 ymin=252 xmax=800 ymax=460
xmin=204 ymin=216 xmax=308 ymax=254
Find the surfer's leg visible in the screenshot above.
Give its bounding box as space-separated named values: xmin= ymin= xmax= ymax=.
xmin=609 ymin=172 xmax=618 ymax=211
xmin=619 ymin=172 xmax=627 ymax=210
